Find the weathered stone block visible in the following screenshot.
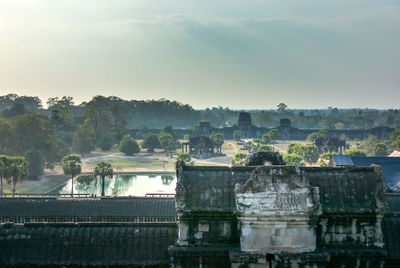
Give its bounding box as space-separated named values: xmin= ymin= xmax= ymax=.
xmin=235 ymin=167 xmax=322 ymax=254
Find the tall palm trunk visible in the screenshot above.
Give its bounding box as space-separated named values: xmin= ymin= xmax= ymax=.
xmin=71 ymin=176 xmax=74 ymax=197
xmin=0 ymin=177 xmax=3 ymax=194
xmin=12 ymin=178 xmax=16 ymax=197
xmin=101 ymin=176 xmax=105 ymax=197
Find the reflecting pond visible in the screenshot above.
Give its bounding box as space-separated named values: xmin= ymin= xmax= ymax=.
xmin=53 ymin=173 xmax=176 ymax=196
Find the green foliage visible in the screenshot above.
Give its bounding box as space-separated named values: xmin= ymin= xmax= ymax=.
xmin=142 ymin=134 xmax=162 ymax=152
xmin=373 ymin=143 xmax=388 ymax=156
xmin=307 ymin=129 xmax=328 ymax=142
xmin=233 ymin=130 xmax=242 ymax=142
xmin=268 ymin=129 xmax=279 ymax=142
xmin=287 ymin=143 xmax=303 ymax=155
xmin=344 ymin=150 xmax=367 ymax=156
xmin=390 ymin=129 xmax=400 ymax=142
xmin=210 ymin=132 xmax=224 ymax=147
xmin=282 ymin=154 xmax=304 ymax=166
xmin=357 ymin=135 xmax=380 ymax=156
xmin=277 ymin=103 xmax=287 ymax=112
xmin=184 ymin=134 xmax=190 ymax=140
xmin=257 ymin=144 xmax=273 ymax=152
xmin=231 ymin=153 xmax=249 ymax=166
xmin=176 ymin=153 xmax=194 ymax=166
xmin=302 ymin=145 xmax=320 ymax=165
xmin=94 ymin=161 xmax=114 ymax=196
xmin=319 ymin=152 xmax=337 ymax=166
xmin=62 ymin=154 xmax=82 ymax=178
xmin=72 ymin=125 xmax=95 ymax=155
xmin=261 ymin=133 xmax=271 ymax=144
xmin=2 ymin=103 xmax=27 ymax=118
xmin=119 ymin=135 xmax=141 ymax=155
xmin=7 ymin=156 xmax=29 ymax=194
xmin=99 ymin=134 xmax=115 ymax=151
xmin=0 ymin=155 xmax=10 ymax=194
xmin=62 ymin=154 xmax=82 ymax=196
xmin=160 ymin=126 xmax=177 ymax=141
xmin=243 ymin=141 xmax=256 ymax=153
xmin=25 ymin=149 xmax=45 ymax=179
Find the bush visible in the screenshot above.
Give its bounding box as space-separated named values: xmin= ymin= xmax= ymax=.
xmin=176 ymin=153 xmax=194 ymax=166
xmin=25 ymin=150 xmax=45 ymax=179
xmin=119 ymin=135 xmax=140 ymax=155
xmin=99 ymin=135 xmax=115 ymax=151
xmin=257 ymin=145 xmax=273 ymax=152
xmin=142 ymin=134 xmax=162 ymax=152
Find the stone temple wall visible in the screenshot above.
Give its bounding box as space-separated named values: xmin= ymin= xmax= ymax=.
xmin=170 ymin=162 xmax=395 ymax=268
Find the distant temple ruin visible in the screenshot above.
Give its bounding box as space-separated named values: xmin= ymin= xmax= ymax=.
xmin=131 ymin=112 xmax=394 ymax=141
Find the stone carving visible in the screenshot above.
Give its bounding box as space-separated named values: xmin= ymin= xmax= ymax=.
xmin=235 ymin=166 xmax=321 ymax=254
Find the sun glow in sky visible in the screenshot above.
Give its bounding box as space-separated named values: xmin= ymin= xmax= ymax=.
xmin=0 ymin=0 xmax=399 ymax=109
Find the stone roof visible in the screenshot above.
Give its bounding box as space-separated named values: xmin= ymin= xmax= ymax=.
xmin=332 ymin=155 xmax=400 ymax=190
xmin=0 ymin=197 xmax=177 ymax=223
xmin=176 ymin=164 xmax=385 ymax=214
xmin=0 ymin=222 xmax=177 ymax=267
xmin=304 ymin=166 xmax=385 ymax=214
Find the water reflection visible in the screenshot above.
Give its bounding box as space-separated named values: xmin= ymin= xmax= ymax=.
xmin=161 ymin=175 xmax=174 ymax=186
xmin=57 ymin=173 xmax=176 ymax=196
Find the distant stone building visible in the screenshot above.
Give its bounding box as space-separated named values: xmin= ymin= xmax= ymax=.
xmin=131 ymin=114 xmax=393 ymax=141
xmin=181 ymin=136 xmax=217 ymax=159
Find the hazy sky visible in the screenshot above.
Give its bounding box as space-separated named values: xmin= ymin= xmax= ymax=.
xmin=0 ymin=0 xmax=399 ymax=109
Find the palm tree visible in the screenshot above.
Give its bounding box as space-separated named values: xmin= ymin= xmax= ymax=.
xmin=0 ymin=155 xmax=9 ymax=194
xmin=62 ymin=154 xmax=82 ymax=197
xmin=94 ymin=161 xmax=113 ymax=197
xmin=8 ymin=156 xmax=29 ymax=196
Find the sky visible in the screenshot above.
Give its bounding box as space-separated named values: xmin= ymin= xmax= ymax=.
xmin=0 ymin=0 xmax=399 ymax=109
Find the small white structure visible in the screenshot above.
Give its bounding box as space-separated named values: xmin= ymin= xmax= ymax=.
xmin=235 ymin=167 xmax=322 ymax=254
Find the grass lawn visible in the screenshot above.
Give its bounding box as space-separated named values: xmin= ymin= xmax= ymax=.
xmin=2 ymin=174 xmax=69 ymax=194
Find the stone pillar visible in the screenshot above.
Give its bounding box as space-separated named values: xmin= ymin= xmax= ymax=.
xmin=234 ymin=167 xmax=322 ymax=254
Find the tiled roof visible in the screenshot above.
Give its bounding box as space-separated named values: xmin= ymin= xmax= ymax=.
xmin=0 ymin=222 xmax=177 ymax=266
xmin=0 ymin=197 xmax=177 ymax=223
xmin=332 ymin=156 xmax=400 ymax=190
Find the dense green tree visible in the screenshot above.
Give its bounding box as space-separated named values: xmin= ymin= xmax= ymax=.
xmin=277 ymin=103 xmax=287 ymax=112
xmin=210 ymin=132 xmax=224 ymax=153
xmin=99 ymin=134 xmax=115 ymax=151
xmin=119 ymin=135 xmax=140 ymax=155
xmin=374 ymin=143 xmax=388 ymax=157
xmin=302 ymin=145 xmax=320 ymax=166
xmin=344 ymin=150 xmax=367 ymax=156
xmin=282 ymin=154 xmax=304 ymax=166
xmin=62 ymin=154 xmax=82 ymax=197
xmin=160 ymin=126 xmax=177 ymax=141
xmin=243 ymin=141 xmax=256 ymax=154
xmin=287 ymin=143 xmax=303 ymax=155
xmin=307 ymin=129 xmax=328 ymax=143
xmin=142 ymin=134 xmax=162 ymax=152
xmin=24 ymin=149 xmax=45 ymax=179
xmin=159 ymin=132 xmax=176 ymax=156
xmin=0 ymin=155 xmax=10 ymax=194
xmin=262 ymin=133 xmax=271 ymax=144
xmin=72 ymin=125 xmax=95 ymax=155
xmin=319 ymin=152 xmax=337 ymax=166
xmin=176 ymin=153 xmax=194 ymax=166
xmin=8 ymin=156 xmax=29 ymax=195
xmin=94 ymin=161 xmax=114 ymax=197
xmin=268 ymin=129 xmax=279 ymax=142
xmin=233 ymin=130 xmax=242 ymax=142
xmin=257 ymin=145 xmax=273 ymax=152
xmin=2 ymin=103 xmax=27 ymax=118
xmin=231 ymin=153 xmax=249 ymax=166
